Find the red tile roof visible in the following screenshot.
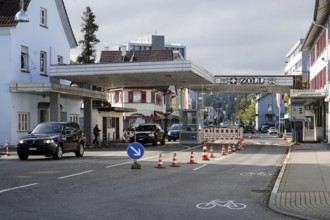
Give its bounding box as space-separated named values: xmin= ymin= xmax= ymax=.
xmin=0 ymin=0 xmax=30 ymax=26
xmin=99 ymin=50 xmax=174 ymax=63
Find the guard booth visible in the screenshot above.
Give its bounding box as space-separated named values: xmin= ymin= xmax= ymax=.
xmin=180 ymin=109 xmax=203 ymax=144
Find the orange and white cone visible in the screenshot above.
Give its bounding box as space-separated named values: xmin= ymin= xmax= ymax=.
xmin=209 ymin=146 xmax=216 ymax=158
xmin=227 ymin=144 xmax=232 ymax=154
xmin=187 ymin=151 xmax=197 ymax=164
xmin=4 ymin=139 xmax=8 ymax=156
xmin=170 ymin=153 xmax=180 ymax=167
xmin=155 ymin=153 xmax=166 ymax=168
xmin=221 ymin=145 xmax=227 ymax=156
xmin=232 ymin=144 xmax=236 ymax=152
xmin=202 ymin=145 xmax=210 ymax=160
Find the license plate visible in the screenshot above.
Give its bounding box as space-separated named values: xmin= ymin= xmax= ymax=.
xmin=29 ymin=148 xmax=37 ymax=151
xmin=138 ymin=138 xmax=143 ymax=141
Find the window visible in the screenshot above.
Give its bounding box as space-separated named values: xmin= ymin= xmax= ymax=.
xmin=133 ymin=91 xmax=141 ymax=102
xmin=18 ymin=113 xmax=29 ymax=131
xmin=40 ymin=8 xmax=47 ymax=27
xmin=128 ymin=91 xmax=146 ymax=103
xmin=268 ymin=104 xmax=272 ymax=112
xmin=70 ymin=115 xmax=79 ymax=123
xmin=57 ymin=55 xmax=63 ymax=64
xmin=40 ymin=51 xmax=47 ymax=74
xmin=21 ymin=46 xmax=29 ymax=72
xmin=114 ymin=91 xmax=121 ymax=103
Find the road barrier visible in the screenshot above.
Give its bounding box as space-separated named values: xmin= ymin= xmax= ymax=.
xmin=203 ymin=128 xmax=243 ymax=142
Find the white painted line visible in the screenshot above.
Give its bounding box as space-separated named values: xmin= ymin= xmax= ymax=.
xmin=106 ymin=161 xmax=132 ymax=168
xmin=0 ymin=183 xmax=39 ymax=194
xmin=193 ymin=164 xmax=207 ymax=171
xmin=216 ymin=157 xmax=225 ymax=161
xmin=58 ymin=170 xmax=94 ymax=179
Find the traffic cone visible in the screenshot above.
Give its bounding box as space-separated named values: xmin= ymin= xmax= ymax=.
xmin=237 ymin=142 xmax=241 ymax=150
xmin=209 ymin=146 xmax=216 ymax=158
xmin=155 ymin=153 xmax=166 ymax=168
xmin=282 ymin=131 xmax=287 ymax=140
xmin=202 ymin=144 xmax=210 ymax=160
xmin=221 ymin=145 xmax=227 ymax=156
xmin=232 ymin=144 xmax=236 ymax=152
xmin=227 ymin=144 xmax=232 ymax=154
xmin=4 ymin=139 xmax=8 ymax=156
xmin=170 ymin=153 xmax=180 ymax=167
xmin=187 ymin=151 xmax=197 ymax=164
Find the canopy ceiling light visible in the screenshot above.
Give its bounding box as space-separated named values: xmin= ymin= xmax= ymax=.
xmin=15 ymin=0 xmax=29 ymax=22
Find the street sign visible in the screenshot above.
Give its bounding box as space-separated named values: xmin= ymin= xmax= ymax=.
xmin=127 ymin=142 xmax=145 ymax=160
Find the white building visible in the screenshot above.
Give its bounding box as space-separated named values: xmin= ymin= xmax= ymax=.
xmin=291 ymin=0 xmax=330 ymax=142
xmin=0 ymin=0 xmax=105 ymax=145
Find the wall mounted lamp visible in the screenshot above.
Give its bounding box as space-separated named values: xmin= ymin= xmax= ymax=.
xmin=15 ymin=0 xmax=29 ymax=22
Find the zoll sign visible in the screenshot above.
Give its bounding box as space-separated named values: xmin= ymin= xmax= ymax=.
xmin=215 ymin=77 xmax=276 ymax=85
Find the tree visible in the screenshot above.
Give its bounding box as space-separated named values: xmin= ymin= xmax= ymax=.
xmin=77 ymin=7 xmax=100 ymax=64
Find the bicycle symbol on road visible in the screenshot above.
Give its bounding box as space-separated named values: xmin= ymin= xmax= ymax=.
xmin=240 ymin=172 xmax=272 ymax=177
xmin=196 ymin=200 xmax=247 ymax=210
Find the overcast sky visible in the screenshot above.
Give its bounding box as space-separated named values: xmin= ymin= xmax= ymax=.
xmin=63 ymin=0 xmax=315 ymax=76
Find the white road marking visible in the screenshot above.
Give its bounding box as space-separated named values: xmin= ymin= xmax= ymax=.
xmin=216 ymin=157 xmax=225 ymax=161
xmin=193 ymin=164 xmax=207 ymax=171
xmin=58 ymin=170 xmax=94 ymax=179
xmin=0 ymin=183 xmax=39 ymax=194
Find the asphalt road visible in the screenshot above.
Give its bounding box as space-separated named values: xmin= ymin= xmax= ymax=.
xmin=0 ymin=141 xmax=298 ymax=220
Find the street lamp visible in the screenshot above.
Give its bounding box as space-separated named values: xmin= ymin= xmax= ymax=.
xmin=15 ymin=0 xmax=29 ymax=22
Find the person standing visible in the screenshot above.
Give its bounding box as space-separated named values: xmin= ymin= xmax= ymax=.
xmin=93 ymin=124 xmax=101 ymax=144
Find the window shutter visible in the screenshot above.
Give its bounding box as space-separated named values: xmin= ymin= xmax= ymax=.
xmin=128 ymin=91 xmax=133 ymax=103
xmin=142 ymin=91 xmax=146 ymax=103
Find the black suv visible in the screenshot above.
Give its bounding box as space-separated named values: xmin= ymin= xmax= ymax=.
xmin=17 ymin=122 xmax=85 ymax=160
xmin=130 ymin=123 xmax=165 ymax=146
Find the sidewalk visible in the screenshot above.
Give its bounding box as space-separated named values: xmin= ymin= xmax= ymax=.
xmin=269 ymin=142 xmax=330 ymax=220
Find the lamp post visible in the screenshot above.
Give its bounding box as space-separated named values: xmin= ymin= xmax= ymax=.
xmin=15 ymin=0 xmax=29 ymax=22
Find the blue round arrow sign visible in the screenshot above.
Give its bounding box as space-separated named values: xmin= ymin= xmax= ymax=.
xmin=127 ymin=142 xmax=145 ymax=160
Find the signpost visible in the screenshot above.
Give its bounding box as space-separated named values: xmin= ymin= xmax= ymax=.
xmin=127 ymin=142 xmax=145 ymax=169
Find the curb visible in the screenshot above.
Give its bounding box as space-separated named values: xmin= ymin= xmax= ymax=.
xmin=268 ymin=144 xmax=323 ymax=220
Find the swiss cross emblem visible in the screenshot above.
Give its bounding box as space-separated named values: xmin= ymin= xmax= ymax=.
xmin=230 ymin=77 xmax=237 ymax=84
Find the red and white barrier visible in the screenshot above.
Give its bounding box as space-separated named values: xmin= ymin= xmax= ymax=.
xmin=203 ymin=128 xmax=243 ymax=142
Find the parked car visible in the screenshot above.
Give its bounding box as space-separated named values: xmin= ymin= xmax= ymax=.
xmin=267 ymin=127 xmax=278 ymax=135
xmin=130 ymin=123 xmax=165 ymax=146
xmin=260 ymin=125 xmax=270 ymax=133
xmin=17 ymin=122 xmax=85 ymax=160
xmin=244 ymin=125 xmax=255 ymax=133
xmin=167 ymin=124 xmax=180 ymax=141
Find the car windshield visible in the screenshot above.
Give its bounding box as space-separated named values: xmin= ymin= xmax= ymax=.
xmin=32 ymin=123 xmax=64 ymax=134
xmin=136 ymin=125 xmax=156 ymax=131
xmin=171 ymin=125 xmax=180 ymax=130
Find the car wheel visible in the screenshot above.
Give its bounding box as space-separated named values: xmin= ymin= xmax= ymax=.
xmin=75 ymin=143 xmax=84 ymax=157
xmin=18 ymin=153 xmax=28 ymax=160
xmin=53 ymin=145 xmax=63 ymax=159
xmin=161 ymin=138 xmax=165 ymax=145
xmin=168 ymin=139 xmax=171 ymax=142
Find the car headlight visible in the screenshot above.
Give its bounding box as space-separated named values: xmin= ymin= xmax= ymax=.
xmin=167 ymin=131 xmax=171 ymax=135
xmin=43 ymin=139 xmax=54 ymax=144
xmin=18 ymin=140 xmax=24 ymax=144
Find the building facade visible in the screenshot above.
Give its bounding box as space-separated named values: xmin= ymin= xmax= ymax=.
xmin=0 ymin=0 xmax=105 ymax=145
xmin=291 ymin=1 xmax=330 ymax=142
